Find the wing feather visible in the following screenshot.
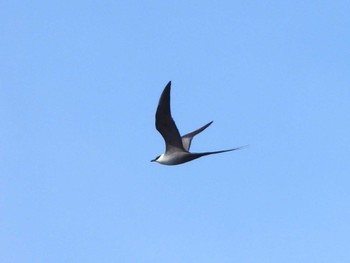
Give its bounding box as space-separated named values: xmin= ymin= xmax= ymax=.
xmin=181 ymin=121 xmax=213 ymax=151
xmin=155 ymin=81 xmax=185 ymax=153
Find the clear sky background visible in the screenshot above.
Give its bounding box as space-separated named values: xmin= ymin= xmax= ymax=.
xmin=1 ymin=1 xmax=350 ymax=262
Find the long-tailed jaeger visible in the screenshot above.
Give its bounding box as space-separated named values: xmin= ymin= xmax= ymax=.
xmin=151 ymin=81 xmax=244 ymax=165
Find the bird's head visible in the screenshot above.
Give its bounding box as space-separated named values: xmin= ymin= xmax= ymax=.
xmin=150 ymin=155 xmax=161 ymax=163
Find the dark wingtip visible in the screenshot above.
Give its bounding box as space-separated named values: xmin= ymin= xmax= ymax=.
xmin=162 ymin=81 xmax=171 ymax=94
xmin=158 ymin=81 xmax=172 ymax=103
xmin=203 ymin=120 xmax=214 ymax=130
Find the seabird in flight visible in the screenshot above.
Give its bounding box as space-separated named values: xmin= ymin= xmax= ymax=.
xmin=151 ymin=81 xmax=244 ymax=165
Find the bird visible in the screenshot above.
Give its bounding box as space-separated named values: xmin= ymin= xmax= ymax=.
xmin=151 ymin=81 xmax=244 ymax=165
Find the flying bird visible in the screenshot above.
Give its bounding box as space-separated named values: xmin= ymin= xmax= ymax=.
xmin=151 ymin=81 xmax=244 ymax=165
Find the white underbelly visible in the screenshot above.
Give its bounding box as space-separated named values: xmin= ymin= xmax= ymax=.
xmin=157 ymin=152 xmax=189 ymax=165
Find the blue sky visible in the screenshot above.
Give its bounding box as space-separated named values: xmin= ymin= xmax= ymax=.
xmin=1 ymin=1 xmax=350 ymax=262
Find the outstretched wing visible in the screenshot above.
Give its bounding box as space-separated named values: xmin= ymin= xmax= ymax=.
xmin=181 ymin=121 xmax=213 ymax=151
xmin=155 ymin=81 xmax=185 ymax=153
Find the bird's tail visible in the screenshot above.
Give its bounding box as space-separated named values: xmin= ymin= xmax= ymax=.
xmin=186 ymin=145 xmax=247 ymax=162
xmin=198 ymin=145 xmax=246 ymax=157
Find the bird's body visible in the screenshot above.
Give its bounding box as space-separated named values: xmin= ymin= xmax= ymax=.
xmin=155 ymin=149 xmax=238 ymax=165
xmin=151 ymin=81 xmax=243 ymax=165
xmin=155 ymin=152 xmax=191 ymax=165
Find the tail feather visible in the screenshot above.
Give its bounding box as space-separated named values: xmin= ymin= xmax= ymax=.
xmin=184 ymin=146 xmax=246 ymax=163
xmin=197 ymin=145 xmax=246 ymax=157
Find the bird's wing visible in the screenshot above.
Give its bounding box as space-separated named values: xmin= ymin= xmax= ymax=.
xmin=155 ymin=81 xmax=186 ymax=153
xmin=181 ymin=121 xmax=213 ymax=151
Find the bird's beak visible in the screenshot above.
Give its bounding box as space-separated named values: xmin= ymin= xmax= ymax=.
xmin=150 ymin=159 xmax=155 ymax=162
